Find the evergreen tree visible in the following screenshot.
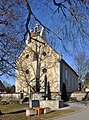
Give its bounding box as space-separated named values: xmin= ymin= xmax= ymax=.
xmin=61 ymin=83 xmax=67 ymax=102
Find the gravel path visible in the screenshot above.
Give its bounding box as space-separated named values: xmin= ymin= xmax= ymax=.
xmin=52 ymin=102 xmax=88 ymax=120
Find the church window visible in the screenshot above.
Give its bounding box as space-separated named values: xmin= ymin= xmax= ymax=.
xmin=43 ymin=52 xmax=46 ymax=57
xmin=26 ymin=54 xmax=29 ymax=58
xmin=25 ymin=69 xmax=29 ymax=74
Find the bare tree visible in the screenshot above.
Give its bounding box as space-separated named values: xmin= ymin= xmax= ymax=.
xmin=74 ymin=52 xmax=89 ymax=82
xmin=0 ymin=0 xmax=89 ymax=78
xmin=0 ymin=0 xmax=26 ymax=76
xmin=24 ymin=0 xmax=89 ymax=51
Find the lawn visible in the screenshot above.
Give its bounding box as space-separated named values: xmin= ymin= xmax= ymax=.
xmin=0 ymin=103 xmax=75 ymax=120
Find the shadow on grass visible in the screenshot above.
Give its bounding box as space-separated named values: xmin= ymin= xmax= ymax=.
xmin=63 ymin=104 xmax=70 ymax=107
xmin=2 ymin=109 xmax=26 ymax=115
xmin=0 ymin=110 xmax=3 ymax=115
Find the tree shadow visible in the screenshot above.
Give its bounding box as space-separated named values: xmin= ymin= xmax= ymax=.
xmin=2 ymin=109 xmax=26 ymax=115
xmin=63 ymin=103 xmax=69 ymax=107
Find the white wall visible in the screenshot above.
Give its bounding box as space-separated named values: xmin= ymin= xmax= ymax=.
xmin=61 ymin=61 xmax=78 ymax=92
xmin=0 ymin=93 xmax=20 ymax=100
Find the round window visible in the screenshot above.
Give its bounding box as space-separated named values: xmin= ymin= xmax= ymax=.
xmin=25 ymin=69 xmax=29 ymax=74
xmin=43 ymin=52 xmax=46 ymax=57
xmin=42 ymin=68 xmax=47 ymax=73
xmin=26 ymin=54 xmax=29 ymax=58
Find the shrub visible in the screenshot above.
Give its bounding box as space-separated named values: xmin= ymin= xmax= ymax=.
xmin=61 ymin=83 xmax=67 ymax=102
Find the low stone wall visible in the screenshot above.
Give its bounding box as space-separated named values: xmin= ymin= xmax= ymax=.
xmin=40 ymin=100 xmax=63 ymax=110
xmin=0 ymin=93 xmax=20 ymax=100
xmin=51 ymin=93 xmax=61 ymax=100
xmin=70 ymin=92 xmax=87 ymax=101
xmin=85 ymin=88 xmax=89 ymax=92
xmin=33 ymin=93 xmax=44 ymax=100
xmin=33 ymin=93 xmax=61 ymax=100
xmin=29 ymin=100 xmax=63 ymax=110
xmin=26 ymin=108 xmax=37 ymax=116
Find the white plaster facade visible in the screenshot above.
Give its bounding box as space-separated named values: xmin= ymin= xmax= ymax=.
xmin=16 ymin=25 xmax=78 ymax=99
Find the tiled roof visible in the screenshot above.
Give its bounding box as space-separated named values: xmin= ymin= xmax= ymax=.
xmin=31 ymin=30 xmax=41 ymax=37
xmin=0 ymin=80 xmax=6 ymax=90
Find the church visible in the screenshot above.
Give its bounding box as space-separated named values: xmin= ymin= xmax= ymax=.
xmin=16 ymin=24 xmax=78 ymax=100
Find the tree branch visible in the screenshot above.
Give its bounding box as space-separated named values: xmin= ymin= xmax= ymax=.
xmin=23 ymin=0 xmax=62 ymax=41
xmin=0 ymin=33 xmax=5 ymax=37
xmin=23 ymin=0 xmax=32 ymax=41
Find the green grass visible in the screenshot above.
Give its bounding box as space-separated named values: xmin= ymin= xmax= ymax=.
xmin=0 ymin=103 xmax=28 ymax=114
xmin=0 ymin=104 xmax=75 ymax=120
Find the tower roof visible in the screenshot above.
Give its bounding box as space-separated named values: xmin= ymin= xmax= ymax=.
xmin=26 ymin=24 xmax=46 ymax=45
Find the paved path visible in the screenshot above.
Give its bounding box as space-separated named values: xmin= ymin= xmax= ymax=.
xmin=52 ymin=102 xmax=89 ymax=120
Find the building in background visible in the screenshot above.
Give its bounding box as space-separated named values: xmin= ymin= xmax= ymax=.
xmin=0 ymin=80 xmax=6 ymax=93
xmin=16 ymin=24 xmax=78 ymax=100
